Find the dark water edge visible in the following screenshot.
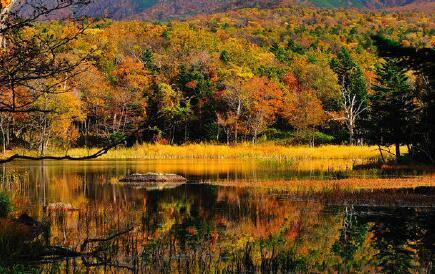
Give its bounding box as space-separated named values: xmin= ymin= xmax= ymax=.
xmin=0 ymin=160 xmax=434 ymax=273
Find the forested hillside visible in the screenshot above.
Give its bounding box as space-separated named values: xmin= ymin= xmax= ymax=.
xmin=73 ymin=0 xmax=435 ymax=20
xmin=0 ymin=7 xmax=434 ymax=161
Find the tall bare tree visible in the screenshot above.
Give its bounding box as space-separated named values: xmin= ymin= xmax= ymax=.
xmin=341 ymin=86 xmax=367 ymax=145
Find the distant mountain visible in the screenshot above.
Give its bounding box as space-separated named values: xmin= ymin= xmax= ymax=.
xmin=75 ymin=0 xmax=433 ymax=20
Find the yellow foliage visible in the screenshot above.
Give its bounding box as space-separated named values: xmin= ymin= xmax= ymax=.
xmin=0 ymin=0 xmax=11 ymax=9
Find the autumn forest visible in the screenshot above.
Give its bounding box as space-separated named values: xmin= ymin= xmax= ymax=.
xmin=0 ymin=5 xmax=433 ymax=163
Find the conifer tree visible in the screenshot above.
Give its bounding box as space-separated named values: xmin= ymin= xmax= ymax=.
xmin=372 ymin=35 xmax=435 ymax=163
xmin=369 ymin=58 xmax=415 ymax=162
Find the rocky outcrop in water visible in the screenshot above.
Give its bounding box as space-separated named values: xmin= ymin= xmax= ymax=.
xmin=119 ymin=173 xmax=187 ymax=183
xmin=45 ymin=203 xmax=79 ymax=212
xmin=119 ymin=173 xmax=187 ymax=190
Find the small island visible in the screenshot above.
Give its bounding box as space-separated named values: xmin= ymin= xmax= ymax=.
xmin=120 ymin=173 xmax=187 ymax=183
xmin=119 ymin=173 xmax=187 ymax=190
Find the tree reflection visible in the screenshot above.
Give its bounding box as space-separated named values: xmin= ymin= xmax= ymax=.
xmin=359 ymin=207 xmax=435 ymax=273
xmin=0 ymin=164 xmax=434 ymax=272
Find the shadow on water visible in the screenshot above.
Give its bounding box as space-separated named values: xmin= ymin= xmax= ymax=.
xmin=0 ymin=160 xmax=434 ymax=273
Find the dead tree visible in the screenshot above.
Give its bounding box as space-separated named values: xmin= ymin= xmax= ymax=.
xmin=341 ymin=86 xmax=367 ymax=145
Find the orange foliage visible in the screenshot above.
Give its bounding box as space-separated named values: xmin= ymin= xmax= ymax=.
xmin=112 ymin=57 xmax=150 ymax=92
xmin=0 ymin=0 xmax=10 ymax=9
xmin=282 ymin=73 xmax=325 ymax=130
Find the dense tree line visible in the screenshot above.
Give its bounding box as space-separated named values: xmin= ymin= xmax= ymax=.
xmin=367 ymin=35 xmax=435 ymax=163
xmin=0 ymin=6 xmax=434 ymax=162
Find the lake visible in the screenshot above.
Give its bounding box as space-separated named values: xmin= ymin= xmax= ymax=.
xmin=1 ymin=159 xmax=434 ymax=273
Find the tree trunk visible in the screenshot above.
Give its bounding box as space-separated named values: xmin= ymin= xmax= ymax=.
xmin=171 ymin=125 xmax=175 ymax=144
xmin=377 ymin=145 xmax=385 ymax=164
xmin=395 ymin=143 xmax=401 ymax=163
xmin=40 ymin=116 xmax=47 ymax=156
xmin=216 ymin=127 xmax=220 ymax=142
xmin=0 ymin=116 xmax=5 ymax=154
xmin=39 ymin=94 xmax=48 ymax=156
xmin=349 ymin=126 xmax=354 ymax=145
xmin=234 ymin=122 xmax=238 ymax=144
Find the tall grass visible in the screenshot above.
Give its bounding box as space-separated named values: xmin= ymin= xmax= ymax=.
xmin=11 ymin=144 xmax=390 ymax=160
xmin=204 ymin=175 xmax=435 ymax=192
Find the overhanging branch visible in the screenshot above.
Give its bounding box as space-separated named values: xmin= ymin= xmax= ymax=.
xmin=0 ymin=138 xmax=125 ymax=164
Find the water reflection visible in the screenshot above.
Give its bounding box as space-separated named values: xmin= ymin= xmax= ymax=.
xmin=3 ymin=158 xmax=431 ymax=184
xmin=0 ymin=160 xmax=434 ymax=273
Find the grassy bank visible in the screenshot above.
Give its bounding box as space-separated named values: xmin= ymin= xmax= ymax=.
xmin=2 ymin=144 xmax=390 ymax=160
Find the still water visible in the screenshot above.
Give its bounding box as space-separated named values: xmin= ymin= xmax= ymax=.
xmin=1 ymin=159 xmax=434 ymax=273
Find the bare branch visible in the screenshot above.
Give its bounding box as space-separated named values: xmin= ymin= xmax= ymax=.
xmin=0 ymin=138 xmax=125 ymax=164
xmin=80 ymin=227 xmax=134 ymax=252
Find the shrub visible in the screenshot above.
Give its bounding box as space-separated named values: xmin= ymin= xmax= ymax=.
xmin=0 ymin=219 xmax=47 ymax=266
xmin=274 ymin=130 xmax=335 ymax=146
xmin=0 ymin=192 xmax=13 ymax=218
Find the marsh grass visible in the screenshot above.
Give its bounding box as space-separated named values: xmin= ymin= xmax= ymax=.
xmin=70 ymin=144 xmax=386 ymax=160
xmin=204 ymin=175 xmax=435 ymax=192
xmin=3 ymin=144 xmax=394 ymax=160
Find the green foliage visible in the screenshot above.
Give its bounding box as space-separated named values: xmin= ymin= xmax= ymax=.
xmin=176 ymin=64 xmax=213 ymax=99
xmin=291 ymin=130 xmax=335 ymax=145
xmin=0 ymin=192 xmax=12 ymax=218
xmin=161 ymin=29 xmax=170 ymax=40
xmin=332 ymin=211 xmax=370 ymax=271
xmin=270 ymin=42 xmax=291 ymax=62
xmin=141 ymin=49 xmax=157 ymax=72
xmin=368 ymin=58 xmax=415 ymax=148
xmin=307 ymin=55 xmax=317 ymax=64
xmin=0 ymin=264 xmax=39 ymax=274
xmin=272 ymin=130 xmax=335 ymax=146
xmin=220 ymin=50 xmax=230 ymax=64
xmin=372 ymin=35 xmax=435 ymax=162
xmin=109 ymin=132 xmax=126 ymax=143
xmin=286 ymin=40 xmax=304 ymax=54
xmin=256 ymin=65 xmax=285 ymax=80
xmin=330 ymin=47 xmax=368 ymax=106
